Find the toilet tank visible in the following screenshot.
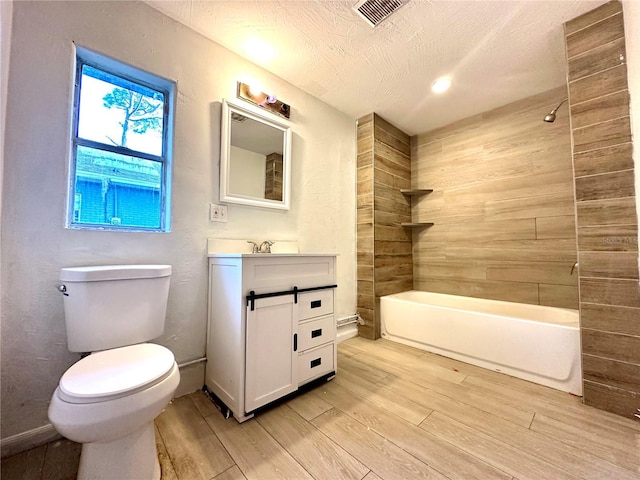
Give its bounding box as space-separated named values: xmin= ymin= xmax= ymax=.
xmin=59 ymin=265 xmax=172 ymax=352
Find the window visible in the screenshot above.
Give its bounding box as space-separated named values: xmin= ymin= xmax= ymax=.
xmin=68 ymin=47 xmax=174 ymax=231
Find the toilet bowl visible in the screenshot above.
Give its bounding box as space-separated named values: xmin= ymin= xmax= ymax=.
xmin=48 ymin=265 xmax=179 ymax=480
xmin=48 ymin=343 xmax=180 ymax=480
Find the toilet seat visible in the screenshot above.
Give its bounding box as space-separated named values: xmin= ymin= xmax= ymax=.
xmin=58 ymin=343 xmax=175 ymax=404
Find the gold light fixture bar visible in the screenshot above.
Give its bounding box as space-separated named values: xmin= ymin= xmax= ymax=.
xmin=236 ymin=82 xmax=291 ymax=119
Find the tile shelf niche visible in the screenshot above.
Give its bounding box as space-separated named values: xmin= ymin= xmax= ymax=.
xmin=400 ymin=188 xmax=434 ymax=228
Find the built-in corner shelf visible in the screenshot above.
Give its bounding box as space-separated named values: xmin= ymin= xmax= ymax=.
xmin=401 ymin=222 xmax=434 ymax=228
xmin=401 ymin=188 xmax=434 ymax=228
xmin=400 ymin=189 xmax=433 ymax=196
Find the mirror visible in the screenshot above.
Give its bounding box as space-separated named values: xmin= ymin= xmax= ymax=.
xmin=220 ymin=100 xmax=292 ymax=210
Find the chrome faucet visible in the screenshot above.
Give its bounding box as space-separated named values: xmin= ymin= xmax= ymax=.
xmin=247 ymin=241 xmax=259 ymax=254
xmin=259 ymin=240 xmax=274 ymax=254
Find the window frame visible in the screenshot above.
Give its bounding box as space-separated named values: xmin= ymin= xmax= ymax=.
xmin=67 ymin=46 xmax=175 ymax=232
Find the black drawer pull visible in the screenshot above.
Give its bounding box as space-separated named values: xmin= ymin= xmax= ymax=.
xmin=310 ymin=358 xmax=322 ymax=368
xmin=311 ymin=328 xmax=322 ymax=338
xmin=293 ymin=334 xmax=298 ymax=352
xmin=310 ymin=300 xmax=322 ymax=309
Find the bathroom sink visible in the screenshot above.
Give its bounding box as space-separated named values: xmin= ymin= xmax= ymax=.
xmin=207 ymin=238 xmax=301 ymax=257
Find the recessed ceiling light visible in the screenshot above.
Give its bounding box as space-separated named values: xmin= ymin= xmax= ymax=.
xmin=244 ymin=37 xmax=276 ymax=63
xmin=431 ymin=77 xmax=451 ymax=94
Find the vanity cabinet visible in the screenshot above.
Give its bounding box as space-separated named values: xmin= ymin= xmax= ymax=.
xmin=205 ymin=254 xmax=337 ymax=422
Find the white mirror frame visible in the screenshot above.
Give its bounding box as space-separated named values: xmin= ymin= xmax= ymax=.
xmin=220 ymin=99 xmax=292 ymax=210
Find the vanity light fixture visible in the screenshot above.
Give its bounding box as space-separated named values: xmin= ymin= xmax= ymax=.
xmin=236 ymin=81 xmax=291 ymax=119
xmin=431 ymin=76 xmax=452 ymax=94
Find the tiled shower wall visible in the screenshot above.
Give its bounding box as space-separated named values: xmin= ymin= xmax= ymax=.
xmin=356 ymin=114 xmax=412 ymax=340
xmin=411 ymin=87 xmax=578 ymax=308
xmin=565 ymin=0 xmax=640 ymax=418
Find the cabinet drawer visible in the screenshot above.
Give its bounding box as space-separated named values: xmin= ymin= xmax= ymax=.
xmin=297 ymin=289 xmax=333 ymax=320
xmin=298 ymin=315 xmax=335 ymax=352
xmin=298 ymin=343 xmax=334 ymax=385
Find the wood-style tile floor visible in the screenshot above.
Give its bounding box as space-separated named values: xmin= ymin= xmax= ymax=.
xmin=3 ymin=337 xmax=640 ymax=480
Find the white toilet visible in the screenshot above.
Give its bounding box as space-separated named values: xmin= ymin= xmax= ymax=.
xmin=48 ymin=265 xmax=180 ymax=480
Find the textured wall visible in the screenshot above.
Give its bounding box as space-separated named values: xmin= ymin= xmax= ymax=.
xmin=1 ymin=1 xmax=356 ymax=444
xmin=411 ymin=87 xmax=577 ymax=308
xmin=356 ymin=114 xmax=412 ymax=340
xmin=564 ymin=0 xmax=640 ymax=418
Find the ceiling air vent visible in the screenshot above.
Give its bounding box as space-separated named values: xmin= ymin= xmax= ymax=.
xmin=353 ymin=0 xmax=407 ymax=27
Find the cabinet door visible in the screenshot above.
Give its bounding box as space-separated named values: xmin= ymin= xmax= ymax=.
xmin=245 ymin=295 xmax=297 ymax=413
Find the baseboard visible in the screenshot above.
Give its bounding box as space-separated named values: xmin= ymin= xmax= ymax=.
xmin=337 ymin=324 xmax=358 ymax=343
xmin=1 ymin=424 xmax=61 ymax=459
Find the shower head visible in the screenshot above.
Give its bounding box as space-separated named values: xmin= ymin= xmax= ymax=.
xmin=544 ymin=98 xmax=568 ymax=123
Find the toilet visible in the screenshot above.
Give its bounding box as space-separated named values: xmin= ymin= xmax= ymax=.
xmin=48 ymin=265 xmax=180 ymax=480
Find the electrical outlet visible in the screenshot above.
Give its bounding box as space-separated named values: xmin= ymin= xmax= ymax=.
xmin=209 ymin=203 xmax=228 ymax=223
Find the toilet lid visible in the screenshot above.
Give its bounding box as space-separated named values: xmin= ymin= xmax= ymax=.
xmin=58 ymin=343 xmax=175 ymax=404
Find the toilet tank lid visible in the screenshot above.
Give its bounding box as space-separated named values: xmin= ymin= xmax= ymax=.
xmin=60 ymin=265 xmax=171 ymax=282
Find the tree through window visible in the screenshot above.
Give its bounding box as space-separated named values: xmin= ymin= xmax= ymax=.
xmin=69 ymin=48 xmax=174 ymax=231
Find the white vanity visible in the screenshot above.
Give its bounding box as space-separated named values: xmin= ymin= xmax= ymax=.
xmin=205 ymin=250 xmax=337 ymax=422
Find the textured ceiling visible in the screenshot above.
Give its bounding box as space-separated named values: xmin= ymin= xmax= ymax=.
xmin=145 ymin=0 xmax=608 ymax=135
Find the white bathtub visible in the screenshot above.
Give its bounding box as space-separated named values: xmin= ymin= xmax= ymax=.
xmin=380 ymin=290 xmax=582 ymax=395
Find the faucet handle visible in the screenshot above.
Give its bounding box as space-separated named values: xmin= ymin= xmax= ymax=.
xmin=246 ymin=241 xmax=259 ymax=254
xmin=260 ymin=240 xmax=275 ymax=254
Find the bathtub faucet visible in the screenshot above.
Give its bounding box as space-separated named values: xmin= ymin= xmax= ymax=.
xmin=571 ymin=261 xmax=579 ymax=275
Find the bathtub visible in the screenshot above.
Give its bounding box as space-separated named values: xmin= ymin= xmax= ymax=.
xmin=380 ymin=291 xmax=582 ymax=395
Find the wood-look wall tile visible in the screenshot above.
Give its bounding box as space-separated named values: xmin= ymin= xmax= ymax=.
xmin=375 ymin=114 xmax=409 ymax=140
xmin=357 ymin=236 xmax=373 ymax=254
xmin=357 ymin=152 xmax=373 ymax=169
xmin=580 ymin=277 xmax=640 ymax=308
xmin=486 ymin=192 xmax=575 ymax=221
xmin=583 ymin=380 xmax=640 ymax=419
xmin=576 ymin=197 xmax=637 ymax=227
xmin=373 ymin=125 xmax=411 ymax=157
xmin=357 ymin=266 xmax=374 ymax=283
xmin=583 ymin=354 xmax=640 ymax=393
xmin=577 ymin=225 xmax=638 ymax=252
xmin=566 ymin=12 xmax=624 ymax=59
xmin=575 ymin=170 xmax=635 ymax=201
xmin=570 ymin=91 xmax=629 ymax=129
xmin=357 ymin=251 xmax=373 ymax=267
xmin=573 ymin=143 xmax=634 ymax=177
xmin=564 ymin=0 xmax=622 ymax=35
xmin=357 ymin=294 xmax=375 ymax=311
xmin=572 ymin=116 xmax=631 ymax=154
xmin=569 ymin=64 xmax=628 ymax=106
xmin=374 ymin=263 xmax=413 ymax=280
xmin=357 ymin=205 xmax=372 ymax=223
xmin=375 ymin=278 xmax=414 ymax=297
xmin=446 ymin=239 xmax=576 ymax=262
xmin=357 ymin=180 xmax=373 ymax=199
xmin=578 ymin=251 xmax=639 ymax=279
xmin=486 ymin=261 xmax=577 ymax=286
xmin=445 ymin=218 xmax=536 ymax=243
xmin=374 ymin=253 xmax=413 ymax=267
xmin=358 ymin=222 xmax=373 ymax=238
xmin=373 ymin=153 xmax=411 ymax=179
xmin=374 ymin=240 xmax=412 ymax=256
xmin=568 ymin=37 xmax=627 ymax=81
xmin=375 ymin=168 xmax=411 ymax=190
xmin=357 ymin=280 xmax=374 ymax=297
xmin=374 ymin=209 xmax=411 ymax=226
xmin=374 ymin=224 xmax=412 ymax=242
xmin=414 ymin=259 xmax=487 ymax=280
xmin=582 ymin=328 xmax=640 ymax=365
xmin=580 ymin=303 xmax=640 ymax=336
xmin=413 ymin=277 xmax=540 ymax=304
xmin=538 ymin=284 xmax=579 ymax=309
xmin=535 ymin=215 xmax=576 ymax=240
